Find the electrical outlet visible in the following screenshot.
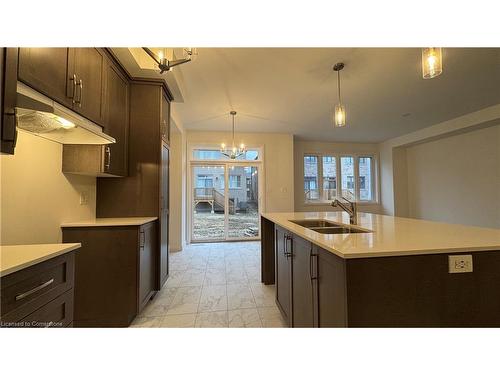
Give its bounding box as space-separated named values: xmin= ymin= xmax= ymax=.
xmin=79 ymin=191 xmax=89 ymax=205
xmin=448 ymin=254 xmax=473 ymax=273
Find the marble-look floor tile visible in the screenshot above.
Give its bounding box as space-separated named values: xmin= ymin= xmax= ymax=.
xmin=139 ymin=298 xmax=170 ymax=318
xmin=166 ymin=286 xmax=202 ymax=315
xmin=258 ymin=306 xmax=287 ymax=328
xmin=250 ymin=283 xmax=276 ymax=307
xmin=160 ymin=313 xmax=197 ymax=328
xmin=156 ymin=287 xmax=178 ymax=304
xmin=227 ymin=284 xmax=256 ymax=310
xmin=228 ymin=308 xmax=262 ymax=328
xmin=130 ymin=316 xmax=162 ymax=328
xmin=188 ymin=257 xmax=208 ymax=269
xmin=165 ymin=270 xmax=184 ymax=289
xmin=195 ymin=311 xmax=228 ymax=328
xmin=226 ymin=268 xmax=248 ymax=284
xmin=198 ymin=285 xmax=227 ymax=312
xmin=179 ymin=268 xmax=206 ymax=287
xmin=203 ymin=268 xmax=226 ymax=286
xmin=207 ymin=259 xmax=226 ymax=270
xmin=245 ymin=266 xmax=261 ymax=283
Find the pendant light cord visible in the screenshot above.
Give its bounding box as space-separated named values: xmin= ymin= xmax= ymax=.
xmin=337 ymin=70 xmax=342 ymax=105
xmin=232 ymin=113 xmax=235 ymax=148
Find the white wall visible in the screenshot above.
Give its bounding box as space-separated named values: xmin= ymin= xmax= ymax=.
xmin=378 ymin=103 xmax=500 ymax=228
xmin=406 ymin=125 xmax=500 ymax=228
xmin=169 ymin=113 xmax=187 ymax=252
xmin=186 ymin=131 xmax=295 ymax=215
xmin=294 ymin=140 xmax=383 ymax=214
xmin=1 ymin=131 xmax=96 ymax=245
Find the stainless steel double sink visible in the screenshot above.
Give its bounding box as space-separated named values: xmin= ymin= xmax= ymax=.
xmin=289 ymin=219 xmax=372 ymax=234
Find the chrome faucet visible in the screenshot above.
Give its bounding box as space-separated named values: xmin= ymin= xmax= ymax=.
xmin=331 ymin=197 xmax=358 ymax=225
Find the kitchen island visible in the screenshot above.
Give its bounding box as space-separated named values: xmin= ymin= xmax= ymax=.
xmin=261 ymin=212 xmax=500 ymax=327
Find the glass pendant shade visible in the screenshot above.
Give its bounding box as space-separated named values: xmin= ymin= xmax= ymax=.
xmin=422 ymin=48 xmax=442 ymax=79
xmin=334 ymin=104 xmax=346 ymax=127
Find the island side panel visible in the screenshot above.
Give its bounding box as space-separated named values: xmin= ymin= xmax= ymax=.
xmin=260 ymin=216 xmax=275 ymax=285
xmin=316 ymin=246 xmax=348 ymax=327
xmin=344 ymin=250 xmax=500 ymax=327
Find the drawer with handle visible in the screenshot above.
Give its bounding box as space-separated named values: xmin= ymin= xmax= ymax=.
xmin=13 ymin=290 xmax=74 ymax=328
xmin=0 ymin=252 xmax=74 ymax=323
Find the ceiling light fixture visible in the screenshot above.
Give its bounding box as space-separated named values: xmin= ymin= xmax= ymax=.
xmin=333 ymin=62 xmax=347 ymax=128
xmin=221 ymin=111 xmax=246 ymax=159
xmin=142 ymin=47 xmax=198 ymax=74
xmin=422 ymin=48 xmax=442 ymax=79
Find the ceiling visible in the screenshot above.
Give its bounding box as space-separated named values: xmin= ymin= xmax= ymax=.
xmin=172 ymin=48 xmax=500 ymax=143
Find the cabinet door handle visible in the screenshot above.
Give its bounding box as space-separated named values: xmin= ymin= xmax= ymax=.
xmin=76 ymin=79 xmax=83 ymax=107
xmin=70 ymin=74 xmax=77 ymax=102
xmin=309 ymin=249 xmax=318 ymax=284
xmin=284 ymin=233 xmax=293 ymax=258
xmin=15 ymin=278 xmax=54 ymax=301
xmin=140 ymin=231 xmax=145 ymax=247
xmin=104 ymin=146 xmax=111 ymax=170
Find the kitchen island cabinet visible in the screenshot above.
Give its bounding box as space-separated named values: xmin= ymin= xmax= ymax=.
xmin=261 ymin=212 xmax=500 ymax=327
xmin=61 ymin=217 xmax=157 ymax=327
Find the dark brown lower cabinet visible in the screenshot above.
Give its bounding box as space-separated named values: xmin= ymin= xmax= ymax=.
xmin=62 ymin=221 xmax=157 ymax=327
xmin=275 ymin=226 xmax=291 ymax=325
xmin=316 ymin=245 xmax=347 ymax=327
xmin=291 ymin=236 xmax=316 ymax=327
xmin=270 ymin=224 xmax=500 ymax=327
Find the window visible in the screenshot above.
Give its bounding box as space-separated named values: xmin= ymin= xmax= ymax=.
xmin=193 ymin=148 xmax=259 ymax=160
xmin=358 ymin=156 xmax=373 ymax=201
xmin=341 ymin=156 xmax=355 ymax=199
xmin=303 ymin=153 xmax=377 ymax=203
xmin=196 ymin=175 xmax=213 ymax=188
xmin=359 ymin=176 xmax=366 ymax=189
xmin=322 ymin=156 xmax=337 ymax=200
xmin=229 ymin=175 xmax=242 ymax=188
xmin=304 ymin=155 xmax=319 ymax=200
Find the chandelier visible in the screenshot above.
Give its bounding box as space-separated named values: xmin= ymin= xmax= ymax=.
xmin=220 ymin=111 xmax=246 ymax=159
xmin=142 ymin=47 xmax=197 ymax=74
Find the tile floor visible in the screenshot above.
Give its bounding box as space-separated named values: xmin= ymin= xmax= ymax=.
xmin=130 ymin=241 xmax=287 ymax=328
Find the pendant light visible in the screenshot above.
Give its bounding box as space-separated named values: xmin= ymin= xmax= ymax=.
xmin=221 ymin=111 xmax=246 ymax=159
xmin=333 ymin=62 xmax=346 ymax=128
xmin=422 ymin=48 xmax=442 ymax=79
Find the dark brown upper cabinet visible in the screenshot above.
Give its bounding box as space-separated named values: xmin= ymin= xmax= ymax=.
xmin=161 ymin=93 xmax=170 ymax=144
xmin=67 ymin=48 xmax=106 ymax=124
xmin=18 ymin=48 xmax=107 ymax=125
xmin=103 ymin=61 xmax=129 ymax=176
xmin=18 ymin=48 xmax=72 ymax=107
xmin=61 ymin=51 xmax=129 ymax=177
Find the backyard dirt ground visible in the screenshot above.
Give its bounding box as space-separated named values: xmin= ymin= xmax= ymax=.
xmin=193 ymin=209 xmax=259 ymax=240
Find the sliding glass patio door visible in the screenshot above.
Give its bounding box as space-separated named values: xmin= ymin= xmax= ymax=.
xmin=192 ymin=165 xmax=226 ymax=241
xmin=191 ymin=163 xmax=260 ymax=242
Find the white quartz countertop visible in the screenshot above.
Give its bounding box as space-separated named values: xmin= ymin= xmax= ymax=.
xmin=0 ymin=243 xmax=81 ymax=277
xmin=61 ymin=217 xmax=158 ymax=227
xmin=262 ymin=212 xmax=500 ymax=259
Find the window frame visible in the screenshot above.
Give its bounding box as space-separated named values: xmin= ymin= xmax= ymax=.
xmin=303 ymin=152 xmax=379 ymax=205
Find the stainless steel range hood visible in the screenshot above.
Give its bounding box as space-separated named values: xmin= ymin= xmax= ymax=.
xmin=15 ymin=82 xmax=115 ymax=145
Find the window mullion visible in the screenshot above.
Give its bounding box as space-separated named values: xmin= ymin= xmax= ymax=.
xmin=318 ymin=155 xmax=323 ymax=202
xmin=354 ymin=156 xmax=360 ymax=201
